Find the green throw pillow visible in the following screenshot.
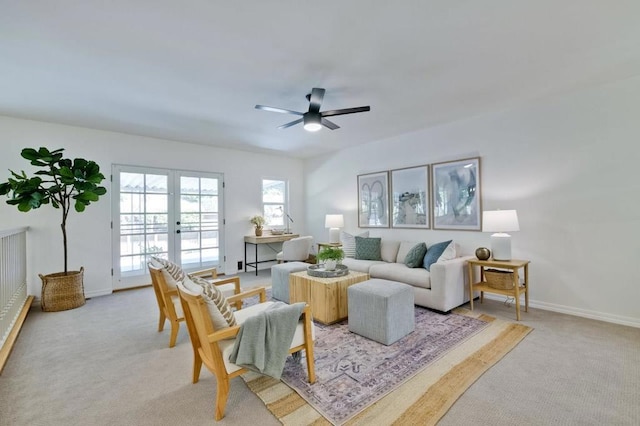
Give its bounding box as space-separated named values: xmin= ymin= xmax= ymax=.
xmin=355 ymin=236 xmax=382 ymax=260
xmin=404 ymin=242 xmax=427 ymax=268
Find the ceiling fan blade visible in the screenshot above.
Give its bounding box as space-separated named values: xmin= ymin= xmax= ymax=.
xmin=255 ymin=105 xmax=304 ymax=116
xmin=321 ymin=118 xmax=340 ymax=130
xmin=321 ymin=106 xmax=371 ymax=117
xmin=277 ymin=118 xmax=304 ymax=129
xmin=308 ymin=88 xmax=325 ymax=113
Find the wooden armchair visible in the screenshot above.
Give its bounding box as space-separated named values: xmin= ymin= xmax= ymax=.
xmin=177 ymin=283 xmax=316 ymax=421
xmin=148 ymin=263 xmax=241 ymax=348
xmin=149 ymin=265 xmax=185 ymax=348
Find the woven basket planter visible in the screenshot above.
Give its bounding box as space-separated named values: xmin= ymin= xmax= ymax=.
xmin=484 ymin=269 xmax=514 ymax=290
xmin=40 ymin=267 xmax=85 ymax=312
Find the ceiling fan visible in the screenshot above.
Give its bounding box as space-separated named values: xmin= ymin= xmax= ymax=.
xmin=255 ymin=88 xmax=370 ymax=132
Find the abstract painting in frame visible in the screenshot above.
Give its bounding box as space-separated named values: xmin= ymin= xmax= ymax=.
xmin=431 ymin=157 xmax=482 ymax=231
xmin=358 ymin=171 xmax=389 ymax=228
xmin=390 ymin=165 xmax=430 ymax=229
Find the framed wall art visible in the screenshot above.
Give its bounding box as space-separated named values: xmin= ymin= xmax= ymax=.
xmin=390 ymin=165 xmax=430 ymax=229
xmin=357 ymin=171 xmax=389 ymax=228
xmin=431 ymin=157 xmax=482 ymax=231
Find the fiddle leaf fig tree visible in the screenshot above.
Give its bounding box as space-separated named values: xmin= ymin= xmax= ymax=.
xmin=0 ymin=147 xmax=107 ymax=274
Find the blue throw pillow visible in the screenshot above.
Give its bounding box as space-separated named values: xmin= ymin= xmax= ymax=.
xmin=404 ymin=242 xmax=427 ymax=268
xmin=355 ymin=236 xmax=382 ymax=260
xmin=423 ymin=240 xmax=453 ymax=271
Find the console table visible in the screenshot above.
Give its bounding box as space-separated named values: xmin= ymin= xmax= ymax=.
xmin=244 ymin=234 xmax=299 ymax=275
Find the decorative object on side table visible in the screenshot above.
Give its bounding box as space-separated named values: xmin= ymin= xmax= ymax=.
xmin=324 ymin=214 xmax=344 ymax=243
xmin=317 ymin=246 xmax=345 ymax=271
xmin=475 ymin=247 xmax=491 ymax=260
xmin=482 ymin=210 xmax=520 ymax=260
xmin=249 ymin=215 xmax=265 ymax=236
xmin=0 ymin=147 xmax=107 ymax=312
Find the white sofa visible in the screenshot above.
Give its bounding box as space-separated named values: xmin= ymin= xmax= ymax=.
xmin=341 ymin=240 xmax=473 ymax=313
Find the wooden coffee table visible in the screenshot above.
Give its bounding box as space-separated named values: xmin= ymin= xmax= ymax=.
xmin=289 ymin=270 xmax=370 ymax=324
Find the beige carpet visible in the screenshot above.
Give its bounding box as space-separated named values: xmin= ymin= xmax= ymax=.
xmin=243 ymin=309 xmax=532 ymax=425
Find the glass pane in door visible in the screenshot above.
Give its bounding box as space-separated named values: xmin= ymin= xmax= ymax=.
xmin=119 ymin=172 xmax=169 ymax=274
xmin=179 ymin=175 xmax=221 ymax=269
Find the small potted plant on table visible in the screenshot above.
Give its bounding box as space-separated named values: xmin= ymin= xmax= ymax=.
xmin=317 ymin=246 xmax=344 ymax=271
xmin=250 ymin=215 xmax=265 ymax=236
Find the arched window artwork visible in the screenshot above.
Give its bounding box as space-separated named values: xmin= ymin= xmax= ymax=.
xmin=357 ymin=171 xmax=389 ymax=228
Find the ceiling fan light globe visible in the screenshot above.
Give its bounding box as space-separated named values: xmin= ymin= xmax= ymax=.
xmin=303 ymin=122 xmax=322 ymax=132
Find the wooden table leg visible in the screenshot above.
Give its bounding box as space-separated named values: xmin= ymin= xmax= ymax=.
xmin=524 ymin=264 xmax=529 ymax=312
xmin=513 ymin=268 xmax=521 ymax=320
xmin=467 ymin=263 xmax=474 ymax=311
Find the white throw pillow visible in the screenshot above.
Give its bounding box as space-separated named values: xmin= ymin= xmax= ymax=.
xmin=340 ymin=230 xmax=369 ymax=258
xmin=181 ymin=275 xmax=204 ymax=296
xmin=151 ymin=256 xmax=185 ymax=289
xmin=189 ymin=275 xmax=237 ymax=331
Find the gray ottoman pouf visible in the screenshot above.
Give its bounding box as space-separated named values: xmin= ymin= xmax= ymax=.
xmin=348 ymin=278 xmax=415 ymax=345
xmin=271 ymin=262 xmax=308 ymax=303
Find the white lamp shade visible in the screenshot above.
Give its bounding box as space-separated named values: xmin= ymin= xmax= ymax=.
xmin=483 ymin=210 xmax=519 ymax=261
xmin=325 ymin=214 xmax=344 ymax=244
xmin=482 ymin=210 xmax=519 ymax=233
xmin=325 ymin=214 xmax=344 ymax=228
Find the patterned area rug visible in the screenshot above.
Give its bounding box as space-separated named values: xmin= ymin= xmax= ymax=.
xmin=241 ymin=292 xmax=532 ymax=425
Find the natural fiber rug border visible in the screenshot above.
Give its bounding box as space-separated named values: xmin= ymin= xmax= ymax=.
xmin=242 ymin=308 xmax=532 ymax=426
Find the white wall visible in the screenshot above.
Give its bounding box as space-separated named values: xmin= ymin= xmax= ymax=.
xmin=0 ymin=117 xmax=305 ymax=298
xmin=305 ymin=76 xmax=640 ymax=327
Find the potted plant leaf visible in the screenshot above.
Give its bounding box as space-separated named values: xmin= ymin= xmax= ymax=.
xmin=317 ymin=246 xmax=344 ymax=271
xmin=250 ymin=215 xmax=265 ymax=236
xmin=0 ymin=147 xmax=107 ymax=311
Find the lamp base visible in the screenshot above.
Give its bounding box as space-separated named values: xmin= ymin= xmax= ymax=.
xmin=490 ymin=233 xmax=512 ymax=261
xmin=329 ymin=228 xmax=340 ymax=244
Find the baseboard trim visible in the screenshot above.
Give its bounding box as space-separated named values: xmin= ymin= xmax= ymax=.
xmin=0 ymin=295 xmax=35 ymax=375
xmin=483 ymin=294 xmax=640 ymax=328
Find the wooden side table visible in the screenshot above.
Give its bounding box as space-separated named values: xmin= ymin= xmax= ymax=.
xmin=467 ymin=258 xmax=530 ymax=320
xmin=289 ymin=270 xmax=369 ymax=324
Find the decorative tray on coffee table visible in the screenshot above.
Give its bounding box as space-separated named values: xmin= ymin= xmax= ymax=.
xmin=307 ymin=264 xmax=349 ymax=278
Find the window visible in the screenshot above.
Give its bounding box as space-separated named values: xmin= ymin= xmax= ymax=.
xmin=262 ymin=178 xmax=288 ymax=228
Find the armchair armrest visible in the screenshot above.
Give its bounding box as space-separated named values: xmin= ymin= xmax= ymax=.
xmin=226 ymin=287 xmax=267 ymax=307
xmin=429 ymin=256 xmax=474 ymax=312
xmin=208 ymin=325 xmax=241 ymax=343
xmin=189 ymin=267 xmax=218 ymax=279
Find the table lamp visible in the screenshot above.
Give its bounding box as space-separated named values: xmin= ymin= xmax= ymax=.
xmin=482 ymin=210 xmax=519 ymax=261
xmin=325 ymin=214 xmax=344 ymax=244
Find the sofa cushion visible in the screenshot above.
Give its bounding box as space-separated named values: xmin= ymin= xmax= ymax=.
xmin=341 ymin=230 xmax=369 ymax=258
xmin=355 ymin=236 xmax=382 ymax=260
xmin=369 ymin=263 xmax=431 ymax=289
xmin=380 ymin=240 xmax=400 ymax=263
xmin=404 ymin=242 xmax=427 ymax=268
xmin=341 ymin=258 xmax=386 ymax=273
xmin=396 ymin=241 xmax=419 ymax=263
xmin=423 ymin=240 xmax=456 ymax=271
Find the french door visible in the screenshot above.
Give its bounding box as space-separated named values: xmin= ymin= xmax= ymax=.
xmin=112 ymin=165 xmax=224 ymax=290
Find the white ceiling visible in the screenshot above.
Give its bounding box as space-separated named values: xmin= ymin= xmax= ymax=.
xmin=1 ymin=1 xmax=639 ymax=158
